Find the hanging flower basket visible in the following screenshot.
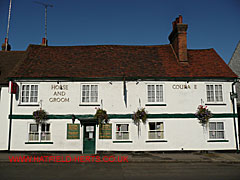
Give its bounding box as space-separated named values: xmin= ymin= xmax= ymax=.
xmin=195 ymin=105 xmax=212 ymax=125
xmin=94 ymin=108 xmax=109 ymax=125
xmin=132 ymin=108 xmax=147 ymax=125
xmin=33 ymin=109 xmax=48 ymax=124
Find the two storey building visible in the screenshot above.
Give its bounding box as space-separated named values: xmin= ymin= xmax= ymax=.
xmin=1 ymin=16 xmax=239 ymax=153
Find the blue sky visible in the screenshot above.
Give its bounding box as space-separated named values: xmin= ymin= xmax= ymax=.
xmin=0 ymin=0 xmax=239 ymax=63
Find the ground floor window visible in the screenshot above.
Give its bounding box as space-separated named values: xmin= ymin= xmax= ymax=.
xmin=116 ymin=124 xmax=129 ymax=140
xmin=148 ymin=122 xmax=164 ymax=139
xmin=29 ymin=123 xmax=51 ymax=141
xmin=209 ymin=122 xmax=224 ymax=139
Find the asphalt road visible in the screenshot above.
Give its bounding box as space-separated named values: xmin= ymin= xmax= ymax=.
xmin=0 ymin=162 xmax=240 ymax=180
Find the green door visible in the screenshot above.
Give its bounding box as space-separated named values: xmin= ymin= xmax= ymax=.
xmin=83 ymin=124 xmax=96 ymax=154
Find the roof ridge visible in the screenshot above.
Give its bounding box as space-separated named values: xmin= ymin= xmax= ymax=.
xmin=27 ymin=44 xmax=171 ymax=48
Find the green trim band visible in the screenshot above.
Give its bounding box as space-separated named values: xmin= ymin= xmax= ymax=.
xmin=25 ymin=142 xmax=54 ymax=144
xmin=9 ymin=76 xmax=237 ymax=82
xmin=112 ymin=141 xmax=133 ymax=143
xmin=9 ymin=113 xmax=237 ymax=120
xmin=207 ymin=140 xmax=229 ymax=142
xmin=145 ymin=140 xmax=168 ymax=142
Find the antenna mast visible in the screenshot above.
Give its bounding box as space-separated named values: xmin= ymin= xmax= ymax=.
xmin=5 ymin=0 xmax=12 ymax=51
xmin=34 ymin=1 xmax=53 ymax=43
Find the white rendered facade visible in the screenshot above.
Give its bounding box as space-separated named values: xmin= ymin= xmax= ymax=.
xmin=1 ymin=79 xmax=238 ymax=152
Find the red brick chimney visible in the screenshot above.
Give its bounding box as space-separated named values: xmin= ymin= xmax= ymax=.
xmin=168 ymin=15 xmax=188 ymax=63
xmin=41 ymin=37 xmax=48 ymax=46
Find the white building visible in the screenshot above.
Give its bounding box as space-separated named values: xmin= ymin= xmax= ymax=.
xmin=0 ymin=16 xmax=239 ymax=153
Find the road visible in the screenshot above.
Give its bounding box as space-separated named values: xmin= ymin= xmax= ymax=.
xmin=0 ymin=162 xmax=240 ymax=180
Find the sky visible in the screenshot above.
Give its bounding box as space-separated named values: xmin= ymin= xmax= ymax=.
xmin=0 ymin=0 xmax=240 ymax=63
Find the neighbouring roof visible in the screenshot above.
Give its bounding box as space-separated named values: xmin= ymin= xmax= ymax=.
xmin=229 ymin=41 xmax=240 ymax=76
xmin=228 ymin=41 xmax=240 ymax=105
xmin=0 ymin=51 xmax=26 ymax=85
xmin=9 ymin=44 xmax=237 ymax=80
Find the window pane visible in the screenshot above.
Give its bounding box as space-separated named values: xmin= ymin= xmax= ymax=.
xmin=156 ymin=85 xmax=163 ymax=102
xmin=148 ymin=85 xmax=155 ymax=102
xmin=149 ymin=122 xmax=155 ymax=130
xmin=217 ymin=122 xmax=224 ymax=130
xmin=30 ymin=124 xmax=38 ymax=132
xmin=121 ymin=124 xmax=128 ymax=131
xmin=116 ymin=132 xmax=122 ymax=139
xmin=209 ymin=122 xmax=216 ymax=130
xmin=46 ymin=124 xmax=50 ymax=131
xmin=122 ymin=132 xmax=129 ymax=139
xmin=209 ymin=131 xmax=216 ymax=139
xmin=216 ymin=131 xmax=224 ymax=139
xmin=41 ymin=124 xmax=46 ymax=131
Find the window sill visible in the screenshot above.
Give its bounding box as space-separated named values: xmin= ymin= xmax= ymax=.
xmin=145 ymin=140 xmax=168 ymax=143
xmin=79 ymin=104 xmax=100 ymax=107
xmin=207 ymin=140 xmax=229 ymax=142
xmin=25 ymin=142 xmax=53 ymax=144
xmin=113 ymin=141 xmax=133 ymax=143
xmin=205 ymin=103 xmax=226 ymax=106
xmin=145 ymin=104 xmax=167 ymax=107
xmin=18 ymin=104 xmax=40 ymax=107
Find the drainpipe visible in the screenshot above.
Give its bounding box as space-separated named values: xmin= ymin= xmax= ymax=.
xmin=231 ymin=79 xmax=239 ymax=153
xmin=8 ymin=91 xmax=13 ymax=151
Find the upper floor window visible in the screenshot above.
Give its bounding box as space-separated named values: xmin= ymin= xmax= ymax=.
xmin=206 ymin=85 xmax=223 ymax=102
xmin=81 ymin=84 xmax=98 ymax=104
xmin=21 ymin=84 xmax=38 ymax=104
xmin=147 ymin=84 xmax=164 ymax=103
xmin=209 ymin=122 xmax=225 ymax=139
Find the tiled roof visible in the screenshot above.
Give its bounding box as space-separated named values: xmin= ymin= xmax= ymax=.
xmin=9 ymin=44 xmax=237 ymax=80
xmin=0 ymin=51 xmax=26 ymax=84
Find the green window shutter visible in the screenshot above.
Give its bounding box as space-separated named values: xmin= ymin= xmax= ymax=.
xmin=99 ymin=124 xmax=112 ymax=139
xmin=67 ymin=124 xmax=80 ymax=139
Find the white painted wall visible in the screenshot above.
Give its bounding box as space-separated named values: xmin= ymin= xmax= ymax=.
xmin=0 ymin=87 xmax=10 ymax=150
xmin=6 ymin=80 xmax=239 ymax=151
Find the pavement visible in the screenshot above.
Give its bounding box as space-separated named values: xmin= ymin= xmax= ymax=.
xmin=1 ymin=151 xmax=240 ymax=163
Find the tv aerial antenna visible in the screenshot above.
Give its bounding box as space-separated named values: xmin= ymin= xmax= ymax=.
xmin=5 ymin=0 xmax=12 ymax=51
xmin=34 ymin=1 xmax=53 ymax=40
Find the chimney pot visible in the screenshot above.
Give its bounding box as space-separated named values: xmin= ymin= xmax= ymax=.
xmin=179 ymin=15 xmax=183 ymax=23
xmin=2 ymin=38 xmax=11 ymax=51
xmin=41 ymin=38 xmax=48 ymax=46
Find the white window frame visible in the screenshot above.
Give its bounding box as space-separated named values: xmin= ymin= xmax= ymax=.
xmin=28 ymin=123 xmax=51 ymax=142
xmin=115 ymin=124 xmax=130 ymax=140
xmin=208 ymin=121 xmax=225 ymax=140
xmin=206 ymin=84 xmax=224 ymax=103
xmin=148 ymin=121 xmax=164 ymax=140
xmin=80 ymin=84 xmax=99 ymax=105
xmin=146 ymin=84 xmax=165 ymax=104
xmin=20 ymin=83 xmax=39 ymax=105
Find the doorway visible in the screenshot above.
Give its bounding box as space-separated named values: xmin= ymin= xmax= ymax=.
xmin=83 ymin=123 xmax=96 ymax=154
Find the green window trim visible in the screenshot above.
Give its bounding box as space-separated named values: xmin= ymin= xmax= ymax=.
xmin=79 ymin=104 xmax=100 ymax=107
xmin=145 ymin=140 xmax=168 ymax=143
xmin=207 ymin=140 xmax=229 ymax=142
xmin=145 ymin=104 xmax=167 ymax=106
xmin=205 ymin=103 xmax=227 ymax=106
xmin=112 ymin=141 xmax=133 ymax=143
xmin=25 ymin=142 xmax=53 ymax=144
